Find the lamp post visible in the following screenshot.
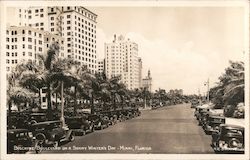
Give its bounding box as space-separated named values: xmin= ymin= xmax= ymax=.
xmin=204 ymin=78 xmax=210 ymax=103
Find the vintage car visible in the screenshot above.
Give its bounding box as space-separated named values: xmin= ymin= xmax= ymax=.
xmin=31 ymin=121 xmax=74 ymax=150
xmin=191 ymin=101 xmax=200 ymax=108
xmin=86 ymin=114 xmax=109 ymax=130
xmin=204 ymin=115 xmax=225 ymax=134
xmin=211 ymin=124 xmax=244 ymax=153
xmin=203 ymin=109 xmax=225 ymax=134
xmin=7 ymin=129 xmax=33 ymax=154
xmin=194 ymin=104 xmax=212 ymax=123
xmin=65 ymin=116 xmax=94 ymax=136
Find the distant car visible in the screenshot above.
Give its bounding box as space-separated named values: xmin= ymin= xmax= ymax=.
xmin=65 ymin=116 xmax=94 ymax=136
xmin=211 ymin=124 xmax=244 ymax=153
xmin=87 ymin=114 xmax=109 ymax=130
xmin=31 ymin=121 xmax=74 ymax=151
xmin=191 ymin=101 xmax=199 ymax=108
xmin=7 ymin=129 xmax=33 ymax=154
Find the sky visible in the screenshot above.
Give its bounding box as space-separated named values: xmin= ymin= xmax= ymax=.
xmin=6 ymin=6 xmax=245 ymax=95
xmin=89 ymin=7 xmax=245 ymax=95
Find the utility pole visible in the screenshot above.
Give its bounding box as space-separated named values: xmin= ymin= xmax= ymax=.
xmin=204 ymin=78 xmax=210 ymax=103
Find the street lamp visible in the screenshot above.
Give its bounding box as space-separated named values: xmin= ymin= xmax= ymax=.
xmin=204 ymin=78 xmax=210 ymax=103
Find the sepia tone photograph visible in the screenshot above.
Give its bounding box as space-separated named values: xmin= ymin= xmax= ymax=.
xmin=0 ymin=0 xmax=249 ymax=160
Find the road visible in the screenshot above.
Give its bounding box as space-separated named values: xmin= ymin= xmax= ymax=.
xmin=44 ymin=103 xmax=214 ymax=154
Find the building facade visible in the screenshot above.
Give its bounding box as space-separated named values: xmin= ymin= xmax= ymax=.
xmin=142 ymin=70 xmax=152 ymax=92
xmin=15 ymin=6 xmax=98 ymax=74
xmin=105 ymin=35 xmax=141 ymax=90
xmin=97 ymin=59 xmax=105 ymax=73
xmin=6 ymin=26 xmax=64 ymax=74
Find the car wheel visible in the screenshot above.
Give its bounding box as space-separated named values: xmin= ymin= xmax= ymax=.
xmin=228 ymin=138 xmax=241 ymax=148
xmin=69 ymin=134 xmax=75 ymax=141
xmin=53 ymin=141 xmax=59 ymax=148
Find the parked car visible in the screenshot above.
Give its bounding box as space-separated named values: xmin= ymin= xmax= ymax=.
xmin=204 ymin=115 xmax=225 ymax=134
xmin=87 ymin=114 xmax=109 ymax=130
xmin=31 ymin=121 xmax=74 ymax=151
xmin=211 ymin=124 xmax=244 ymax=153
xmin=65 ymin=116 xmax=94 ymax=136
xmin=7 ymin=129 xmax=33 ymax=154
xmin=203 ymin=109 xmax=225 ymax=134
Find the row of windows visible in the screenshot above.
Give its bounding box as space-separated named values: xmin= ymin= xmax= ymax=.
xmin=6 ymin=59 xmax=18 ymax=64
xmin=6 ymin=30 xmax=43 ymax=38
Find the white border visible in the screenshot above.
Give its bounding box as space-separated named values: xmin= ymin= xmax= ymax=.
xmin=1 ymin=1 xmax=249 ymax=160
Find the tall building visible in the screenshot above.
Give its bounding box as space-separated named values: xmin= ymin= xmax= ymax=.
xmin=142 ymin=70 xmax=152 ymax=92
xmin=15 ymin=6 xmax=98 ymax=74
xmin=105 ymin=35 xmax=141 ymax=90
xmin=6 ymin=26 xmax=64 ymax=74
xmin=97 ymin=59 xmax=105 ymax=73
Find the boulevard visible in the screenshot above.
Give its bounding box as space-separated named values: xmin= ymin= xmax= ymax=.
xmin=44 ymin=104 xmax=214 ymax=154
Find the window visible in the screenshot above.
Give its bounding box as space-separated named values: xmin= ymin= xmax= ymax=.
xmin=28 ymin=45 xmax=32 ymax=49
xmin=22 ymin=30 xmax=25 ymax=34
xmin=28 ymin=52 xmax=32 ymax=56
xmin=51 ymin=23 xmax=54 ymax=26
xmin=6 ymin=45 xmax=9 ymax=49
xmin=40 ymin=14 xmax=43 ymax=17
xmin=67 ymin=15 xmax=70 ymax=18
xmin=35 ymin=9 xmax=39 ymax=13
xmin=39 ymin=40 xmax=42 ymax=44
xmin=38 ymin=47 xmax=42 ymax=51
xmin=51 ymin=28 xmax=54 ymax=32
xmin=28 ymin=30 xmax=31 ymax=35
xmin=12 ymin=60 xmax=15 ymax=64
xmin=67 ymin=26 xmax=71 ymax=30
xmin=6 ymin=52 xmax=9 ymax=56
xmin=40 ymin=23 xmax=44 ymax=26
xmin=28 ymin=16 xmax=32 ymax=19
xmin=67 ymin=21 xmax=70 ymax=24
xmin=15 ymin=60 xmax=17 ymax=64
xmin=42 ymin=97 xmax=46 ymax=102
xmin=51 ymin=8 xmax=54 ymax=12
xmin=40 ymin=9 xmax=43 ymax=12
xmin=28 ymin=37 xmax=32 ymax=42
xmin=23 ymin=44 xmax=25 ymax=49
xmin=39 ymin=34 xmax=42 ymax=38
xmin=6 ymin=59 xmax=9 ymax=64
xmin=23 ymin=52 xmax=25 ymax=56
xmin=67 ymin=32 xmax=71 ymax=36
xmin=6 ymin=38 xmax=9 ymax=42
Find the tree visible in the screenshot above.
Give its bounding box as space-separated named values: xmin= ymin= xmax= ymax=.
xmin=209 ymin=61 xmax=244 ymax=117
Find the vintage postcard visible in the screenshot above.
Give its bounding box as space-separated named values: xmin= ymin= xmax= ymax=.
xmin=0 ymin=0 xmax=249 ymax=160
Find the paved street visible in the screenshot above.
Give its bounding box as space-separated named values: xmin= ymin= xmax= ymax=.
xmin=45 ymin=104 xmax=214 ymax=154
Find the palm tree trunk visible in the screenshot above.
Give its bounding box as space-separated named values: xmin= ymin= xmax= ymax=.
xmin=55 ymin=93 xmax=58 ymax=111
xmin=113 ymin=93 xmax=116 ymax=111
xmin=60 ymin=81 xmax=66 ymax=128
xmin=74 ymin=85 xmax=77 ymax=115
xmin=90 ymin=92 xmax=94 ymax=114
xmin=8 ymin=100 xmax=12 ymax=129
xmin=47 ymin=84 xmax=53 ymax=120
xmin=39 ymin=88 xmax=42 ymax=111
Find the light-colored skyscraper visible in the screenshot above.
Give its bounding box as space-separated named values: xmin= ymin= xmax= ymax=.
xmin=105 ymin=35 xmax=141 ymax=90
xmin=14 ymin=6 xmax=98 ymax=74
xmin=6 ymin=26 xmax=64 ymax=74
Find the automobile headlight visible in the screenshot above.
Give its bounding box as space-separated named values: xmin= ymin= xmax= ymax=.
xmin=28 ymin=132 xmax=33 ymax=138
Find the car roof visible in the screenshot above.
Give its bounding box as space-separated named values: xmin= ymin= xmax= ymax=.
xmin=32 ymin=120 xmax=61 ymax=126
xmin=225 ymin=118 xmax=245 ymax=127
xmin=220 ymin=124 xmax=244 ymax=129
xmin=30 ymin=113 xmax=46 ymax=116
xmin=8 ymin=129 xmax=29 ymax=133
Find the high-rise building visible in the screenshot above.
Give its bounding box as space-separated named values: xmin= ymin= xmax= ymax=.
xmin=6 ymin=26 xmax=64 ymax=74
xmin=15 ymin=6 xmax=98 ymax=74
xmin=97 ymin=59 xmax=105 ymax=73
xmin=142 ymin=70 xmax=152 ymax=92
xmin=105 ymin=35 xmax=141 ymax=90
